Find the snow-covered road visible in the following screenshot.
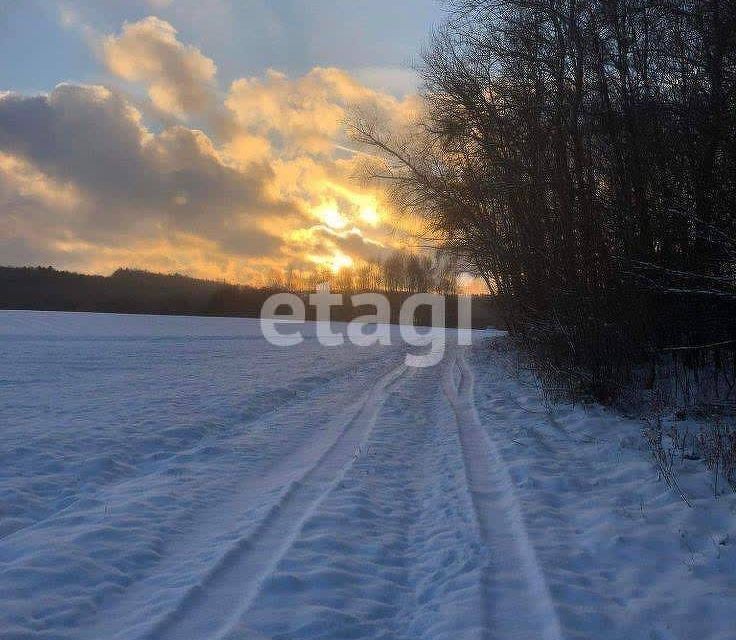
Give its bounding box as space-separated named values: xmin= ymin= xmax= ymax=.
xmin=1 ymin=312 xmax=734 ymax=640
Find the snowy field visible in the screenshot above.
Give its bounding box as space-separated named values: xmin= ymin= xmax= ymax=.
xmin=1 ymin=310 xmax=735 ymax=640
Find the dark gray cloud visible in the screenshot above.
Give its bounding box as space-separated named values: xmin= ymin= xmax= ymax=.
xmin=309 ymin=225 xmax=387 ymax=262
xmin=0 ymin=84 xmax=289 ymax=259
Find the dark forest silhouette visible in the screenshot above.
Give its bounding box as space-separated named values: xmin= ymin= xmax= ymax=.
xmin=0 ymin=265 xmax=500 ymax=328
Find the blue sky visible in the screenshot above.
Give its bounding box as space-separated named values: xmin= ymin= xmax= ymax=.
xmin=0 ymin=1 xmax=444 ymax=95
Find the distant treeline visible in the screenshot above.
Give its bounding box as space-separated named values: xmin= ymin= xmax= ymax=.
xmin=0 ymin=266 xmax=501 ymax=329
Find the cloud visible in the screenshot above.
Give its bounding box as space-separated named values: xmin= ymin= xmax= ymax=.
xmin=0 ymin=85 xmax=288 ymax=278
xmin=0 ymin=17 xmax=422 ymax=283
xmin=307 ymin=225 xmax=387 ymax=262
xmin=225 ymin=67 xmax=419 ymax=156
xmin=103 ymin=17 xmax=216 ymax=118
xmin=0 ymin=151 xmax=83 ymax=213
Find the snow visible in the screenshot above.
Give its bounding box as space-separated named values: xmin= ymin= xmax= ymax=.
xmin=1 ymin=310 xmax=735 ymax=639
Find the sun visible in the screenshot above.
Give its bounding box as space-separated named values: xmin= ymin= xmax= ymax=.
xmin=309 ymin=252 xmax=354 ymax=274
xmin=315 ymin=202 xmax=349 ymax=230
xmin=328 ymin=252 xmax=354 ymax=273
xmin=359 ymin=205 xmax=380 ymax=226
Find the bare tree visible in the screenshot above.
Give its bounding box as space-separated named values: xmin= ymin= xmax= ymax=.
xmin=353 ymin=0 xmax=736 ymax=403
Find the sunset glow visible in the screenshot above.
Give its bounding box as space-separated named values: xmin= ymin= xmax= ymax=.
xmin=360 ymin=206 xmax=381 ymax=227
xmin=0 ymin=5 xmax=429 ymax=284
xmin=4 ymin=6 xmax=734 ymax=639
xmin=316 ymin=203 xmax=350 ymax=230
xmin=312 ymin=252 xmax=354 ymax=273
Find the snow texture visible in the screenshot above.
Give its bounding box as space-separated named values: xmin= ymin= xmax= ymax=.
xmin=0 ymin=311 xmax=734 ymax=640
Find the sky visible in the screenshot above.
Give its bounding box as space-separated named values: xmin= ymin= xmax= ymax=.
xmin=0 ymin=0 xmax=446 ymax=284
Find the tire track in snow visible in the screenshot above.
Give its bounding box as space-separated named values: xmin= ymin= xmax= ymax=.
xmin=77 ymin=356 xmax=406 ymax=640
xmin=235 ymin=366 xmax=430 ymax=640
xmin=0 ymin=350 xmax=402 ymax=547
xmin=147 ymin=360 xmax=408 ymax=640
xmin=442 ymin=346 xmax=564 ymax=640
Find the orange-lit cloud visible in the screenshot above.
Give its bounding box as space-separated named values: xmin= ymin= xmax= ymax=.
xmin=0 ymin=16 xmax=422 ymax=283
xmin=103 ymin=17 xmax=217 ymax=118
